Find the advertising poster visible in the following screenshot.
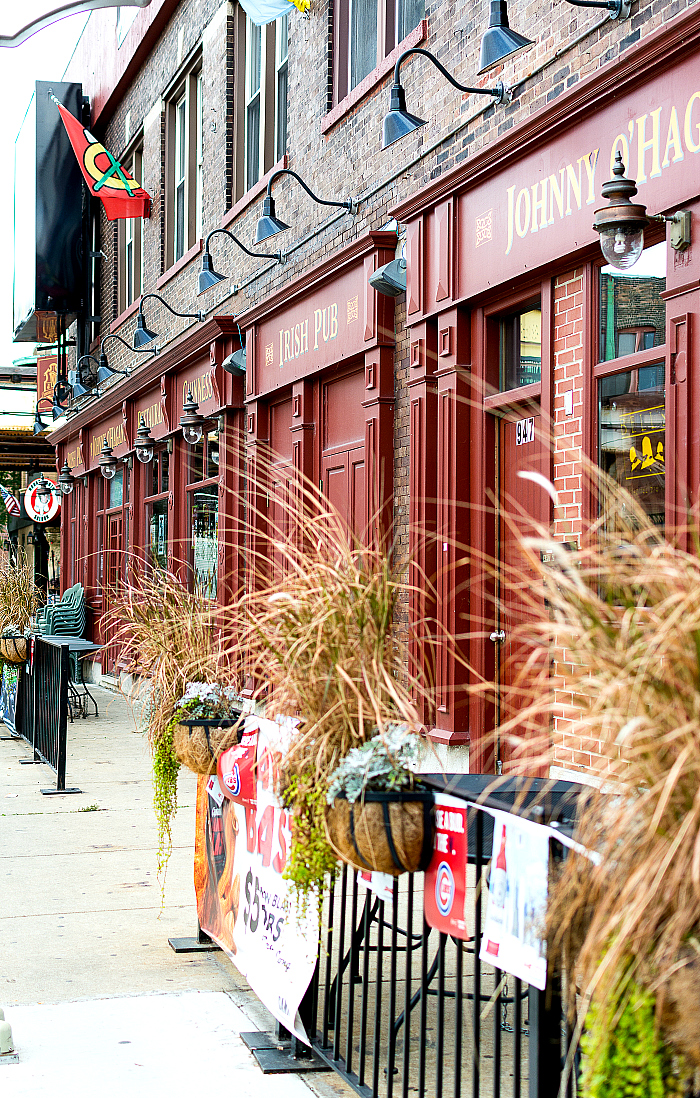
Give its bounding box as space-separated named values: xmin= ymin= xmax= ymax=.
xmin=194 ymin=716 xmax=318 ymax=1042
xmin=424 ymin=793 xmax=469 ymax=939
xmin=479 ymin=809 xmax=549 ymax=990
xmin=0 ymin=663 xmax=21 ymax=736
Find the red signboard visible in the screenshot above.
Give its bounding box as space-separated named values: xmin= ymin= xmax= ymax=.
xmin=252 ymin=260 xmax=375 ymax=396
xmin=176 ymin=359 xmax=219 ymax=422
xmin=36 ymin=353 xmax=57 ymax=405
xmin=424 ymin=793 xmax=469 ymax=939
xmin=133 ymin=386 xmax=168 ymax=441
xmin=65 ymin=437 xmax=85 ymax=477
xmin=88 ymin=412 xmax=128 ymax=469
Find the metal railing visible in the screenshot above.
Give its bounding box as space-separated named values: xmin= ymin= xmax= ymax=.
xmin=16 ymin=637 xmax=81 ymax=796
xmin=302 ymin=806 xmax=576 ymax=1098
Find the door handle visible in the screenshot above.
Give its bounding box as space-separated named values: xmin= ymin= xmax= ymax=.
xmin=489 ymin=630 xmax=506 ymax=643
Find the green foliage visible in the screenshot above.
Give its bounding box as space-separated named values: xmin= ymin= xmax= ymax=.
xmin=326 ymin=724 xmax=420 ymax=805
xmin=152 ymin=708 xmax=187 ymax=899
xmin=581 ymin=976 xmax=686 ymax=1098
xmin=282 ymin=771 xmax=337 ymax=899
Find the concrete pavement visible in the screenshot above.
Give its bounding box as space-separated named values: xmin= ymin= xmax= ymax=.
xmin=0 ymin=686 xmax=350 ymax=1098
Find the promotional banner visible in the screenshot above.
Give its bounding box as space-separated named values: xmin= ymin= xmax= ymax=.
xmin=194 ymin=715 xmax=318 ymax=1041
xmin=424 ymin=793 xmax=469 ymax=939
xmin=479 ymin=809 xmax=549 ymax=990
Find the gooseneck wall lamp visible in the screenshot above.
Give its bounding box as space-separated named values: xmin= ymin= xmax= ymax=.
xmin=179 ymin=389 xmax=206 ymax=446
xmin=35 ymin=474 xmax=55 ymax=506
xmin=564 ymin=0 xmax=630 ymax=19
xmin=382 ymin=47 xmax=513 ymax=149
xmin=254 ymin=168 xmax=358 ymax=244
xmin=99 ymin=333 xmax=158 ymax=383
xmin=133 ymin=292 xmax=206 ymax=349
xmin=593 ymin=154 xmax=692 ymax=270
xmin=72 ymin=354 xmax=100 ymax=399
xmin=479 ymin=1 xmax=533 ymax=73
xmin=34 ymin=380 xmax=70 ymax=432
xmin=198 ymin=228 xmax=282 ymax=294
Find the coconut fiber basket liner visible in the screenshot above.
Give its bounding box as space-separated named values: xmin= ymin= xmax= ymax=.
xmin=325 ymin=789 xmax=435 ymax=876
xmin=0 ymin=637 xmax=27 ymax=663
xmin=173 ymin=715 xmax=243 ymax=775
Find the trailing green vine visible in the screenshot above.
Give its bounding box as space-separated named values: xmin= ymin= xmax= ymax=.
xmin=152 ymin=699 xmax=197 ymax=902
xmin=282 ymin=771 xmax=337 ymax=902
xmin=581 ymin=976 xmax=687 ymax=1098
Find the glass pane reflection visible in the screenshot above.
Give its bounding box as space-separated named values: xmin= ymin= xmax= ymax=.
xmin=599 ymin=241 xmax=666 ymax=362
xmin=598 ymin=364 xmax=665 ymax=528
xmin=191 ymin=487 xmax=218 ymax=599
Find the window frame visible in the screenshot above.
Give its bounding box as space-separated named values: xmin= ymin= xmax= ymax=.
xmin=117 ymin=142 xmax=144 ymax=315
xmin=235 ymin=14 xmax=287 ymax=201
xmin=165 ymin=58 xmax=203 ymax=271
xmin=334 ymin=0 xmax=424 ymax=104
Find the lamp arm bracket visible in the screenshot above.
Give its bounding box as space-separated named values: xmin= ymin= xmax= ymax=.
xmin=564 ymin=0 xmax=630 ymax=17
xmin=102 ymin=332 xmax=157 ymax=356
xmin=77 ymin=354 xmax=100 ymax=369
xmin=139 ymin=292 xmax=205 ymax=324
xmin=393 ymin=47 xmax=509 ymax=101
xmin=204 ymin=227 xmax=281 ymax=262
xmin=266 ymin=167 xmax=355 ymax=213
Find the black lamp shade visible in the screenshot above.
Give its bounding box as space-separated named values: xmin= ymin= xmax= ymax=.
xmin=197 ymin=250 xmax=228 ymax=295
xmin=478 ymin=1 xmax=533 ymax=73
xmin=254 ymin=195 xmax=290 ymax=243
xmin=52 ymin=399 xmax=65 ymax=419
xmin=133 ymin=312 xmax=158 ymax=349
xmin=222 ymin=347 xmax=247 ymax=375
xmin=382 ymin=83 xmax=426 ymax=149
xmin=33 ymin=412 xmax=49 ymax=436
xmin=72 ymin=379 xmax=90 ymax=399
xmin=96 ymin=353 xmax=114 ymax=385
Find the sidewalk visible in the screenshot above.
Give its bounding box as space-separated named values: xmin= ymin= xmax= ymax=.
xmin=0 ymin=687 xmax=348 ymax=1098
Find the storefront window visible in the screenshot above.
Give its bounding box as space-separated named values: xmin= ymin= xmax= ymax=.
xmin=148 ymin=499 xmax=168 ymax=570
xmin=500 ymin=303 xmax=542 ymax=391
xmin=598 ymin=365 xmax=665 ymax=527
xmin=599 ymin=241 xmax=666 ymax=362
xmin=109 ymin=468 xmax=124 ymax=509
xmin=191 ymin=487 xmax=218 ymax=598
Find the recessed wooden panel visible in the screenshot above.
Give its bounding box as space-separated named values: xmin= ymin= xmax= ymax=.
xmin=435 ymin=200 xmax=452 ymax=303
xmin=269 ymin=398 xmax=293 ymax=460
xmin=406 ymin=219 xmax=422 ymax=316
xmin=323 ymin=369 xmax=365 ymax=451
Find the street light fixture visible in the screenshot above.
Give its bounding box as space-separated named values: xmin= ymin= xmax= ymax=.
xmin=98 ymin=438 xmax=119 ymax=480
xmin=179 ymin=389 xmax=206 ymax=446
xmin=382 ymin=47 xmax=512 ymax=149
xmin=133 ymin=416 xmax=155 ymax=464
xmin=592 ymin=154 xmax=692 ymax=270
xmin=58 ymin=460 xmax=75 ymax=496
xmin=132 ymin=292 xmax=206 ymax=349
xmin=35 ymin=474 xmax=54 ymax=506
xmin=98 ymin=333 xmax=157 ymax=383
xmin=197 ymin=228 xmax=282 ymax=294
xmin=253 ymin=168 xmax=357 ymax=244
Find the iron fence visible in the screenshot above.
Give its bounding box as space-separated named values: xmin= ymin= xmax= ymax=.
xmin=303 ymin=805 xmax=576 ymax=1098
xmin=16 ymin=637 xmax=80 ymax=795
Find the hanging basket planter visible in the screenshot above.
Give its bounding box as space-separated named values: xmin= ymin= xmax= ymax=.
xmin=173 ymin=716 xmax=243 ymax=775
xmin=0 ymin=636 xmax=27 ymax=663
xmin=325 ymin=788 xmax=435 ymax=876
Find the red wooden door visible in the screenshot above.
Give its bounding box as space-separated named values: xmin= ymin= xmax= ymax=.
xmin=493 ymin=409 xmax=549 ymax=773
xmin=321 ymin=369 xmax=366 ymax=541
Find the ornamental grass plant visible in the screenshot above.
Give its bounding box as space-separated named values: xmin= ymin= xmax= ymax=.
xmin=481 ymin=468 xmax=700 ymax=1093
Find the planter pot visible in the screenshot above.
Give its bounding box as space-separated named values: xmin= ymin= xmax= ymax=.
xmin=325 ymin=789 xmax=434 ymax=876
xmin=0 ymin=637 xmax=27 ymax=663
xmin=173 ymin=716 xmax=243 ymax=775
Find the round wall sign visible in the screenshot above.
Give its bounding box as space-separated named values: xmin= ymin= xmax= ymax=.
xmin=24 ymin=478 xmax=60 ymax=523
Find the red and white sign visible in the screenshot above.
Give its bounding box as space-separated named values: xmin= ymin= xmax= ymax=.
xmin=218 ymin=727 xmax=258 ymax=808
xmin=24 ymin=478 xmax=60 ymax=523
xmin=424 ymin=793 xmax=469 ymax=939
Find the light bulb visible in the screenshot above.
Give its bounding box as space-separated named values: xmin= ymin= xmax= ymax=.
xmin=60 ymin=480 xmax=74 ymax=495
xmin=136 ymin=445 xmax=154 ymax=464
xmin=101 ymin=464 xmax=117 ymax=480
xmin=183 ymin=423 xmax=203 ymax=446
xmin=600 ymin=225 xmax=644 ymax=270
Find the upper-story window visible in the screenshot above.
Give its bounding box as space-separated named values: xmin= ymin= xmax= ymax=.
xmin=166 ymin=59 xmax=203 ymax=268
xmin=335 ymin=0 xmax=424 ymax=101
xmin=118 ymin=143 xmax=144 ymax=314
xmin=241 ymin=16 xmax=288 ymax=195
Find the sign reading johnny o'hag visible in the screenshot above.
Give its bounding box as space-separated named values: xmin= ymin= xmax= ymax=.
xmin=454 ymin=57 xmax=700 ymax=299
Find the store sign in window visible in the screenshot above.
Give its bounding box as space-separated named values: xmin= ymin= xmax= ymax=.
xmin=192 ymin=487 xmax=218 ymax=599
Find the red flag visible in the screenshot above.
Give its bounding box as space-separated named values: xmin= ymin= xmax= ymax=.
xmin=53 ymin=97 xmax=152 ymax=221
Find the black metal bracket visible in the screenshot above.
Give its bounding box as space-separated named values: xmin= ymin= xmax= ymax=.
xmin=168 ymin=922 xmax=222 ymax=953
xmin=240 ymin=1030 xmax=332 ymax=1074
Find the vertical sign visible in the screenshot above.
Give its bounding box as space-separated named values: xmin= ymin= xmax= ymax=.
xmin=424 ymin=793 xmax=469 ymax=939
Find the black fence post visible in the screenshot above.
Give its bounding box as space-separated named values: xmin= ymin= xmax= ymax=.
xmin=38 ymin=639 xmax=81 ymax=796
xmin=528 ymin=968 xmax=563 ymax=1098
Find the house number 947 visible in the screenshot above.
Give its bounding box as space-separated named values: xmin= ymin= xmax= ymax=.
xmin=515 ymin=418 xmax=535 ymax=446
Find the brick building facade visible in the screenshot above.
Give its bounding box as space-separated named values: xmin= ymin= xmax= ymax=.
xmin=49 ymin=0 xmax=700 ymax=780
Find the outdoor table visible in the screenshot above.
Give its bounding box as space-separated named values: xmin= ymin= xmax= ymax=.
xmin=33 ymin=636 xmax=103 ymax=719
